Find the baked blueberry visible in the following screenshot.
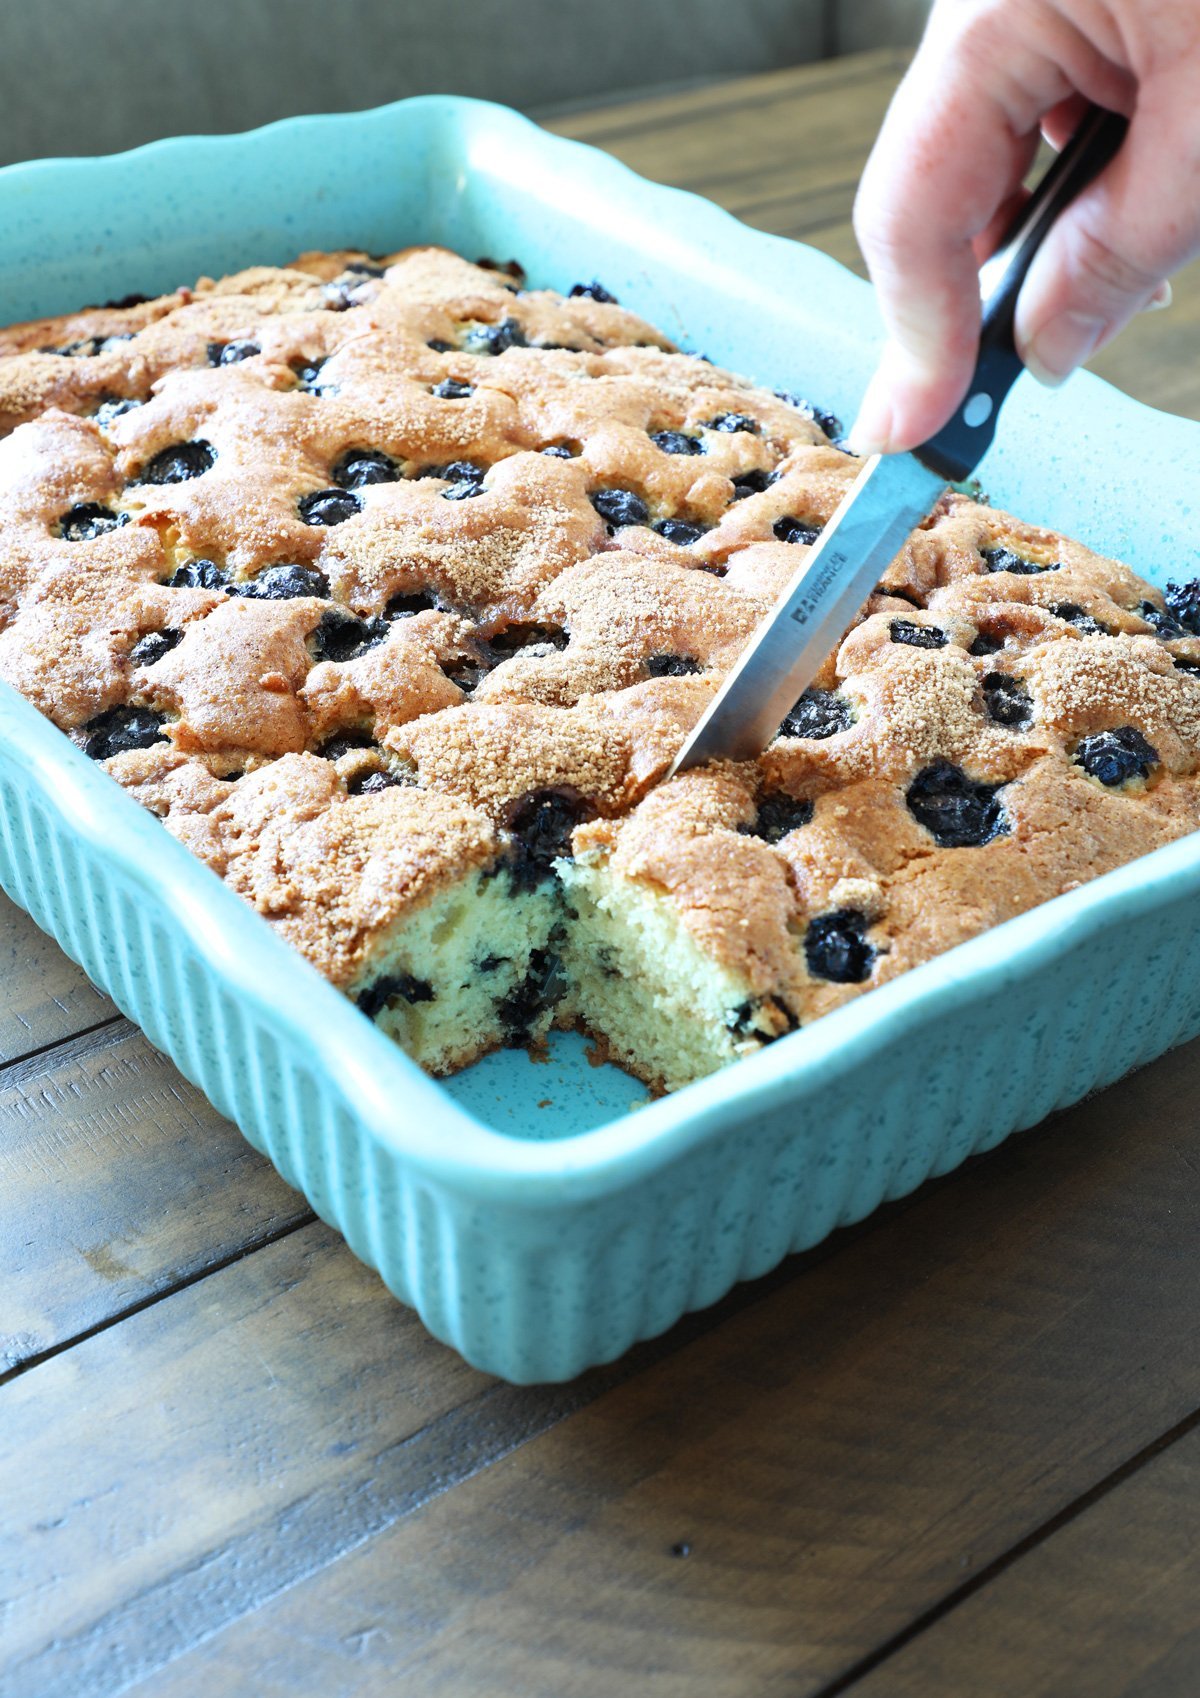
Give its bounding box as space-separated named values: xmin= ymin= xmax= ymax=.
xmin=704 ymin=412 xmax=759 ymax=434
xmin=331 ymin=447 xmax=401 ymax=488
xmin=292 ymin=357 xmax=328 ymax=389
xmin=100 ymin=291 xmax=150 ymax=309
xmin=431 ymin=378 xmax=473 ymax=399
xmin=1165 ymin=579 xmax=1200 ymax=636
xmin=540 ymin=442 xmax=577 ymax=458
xmin=420 ymin=459 xmax=485 ymax=486
xmin=310 ymin=606 xmax=389 ymax=663
xmin=742 ymin=791 xmax=814 ymax=844
xmin=298 ymin=487 xmax=361 ymax=526
xmin=804 ymin=908 xmax=874 ymax=983
xmin=318 ymin=731 xmax=374 ymax=761
xmin=58 ymin=502 xmax=129 ymax=542
xmin=441 ymin=654 xmax=490 ymax=694
xmin=646 ymin=653 xmax=702 ymax=677
xmin=505 ymin=790 xmax=591 ymax=889
xmin=878 ymin=580 xmax=921 ymax=607
xmin=497 ymin=948 xmax=565 ymax=1041
xmin=464 ymin=318 xmax=527 ymax=355
xmin=650 ymin=429 xmax=702 ymax=456
xmin=426 ymin=338 xmax=454 ymax=353
xmin=489 ymin=621 xmax=569 ymax=654
xmin=82 ymin=705 xmax=167 ymax=761
xmin=129 ymin=629 xmax=183 ymax=668
xmin=773 ymin=392 xmax=842 ymax=438
xmin=1137 ymin=599 xmax=1186 ymax=639
xmin=774 ymin=516 xmax=821 ymax=545
xmin=982 ymin=671 xmax=1033 ymax=728
xmin=569 ymin=281 xmax=617 ymax=303
xmin=590 ymin=488 xmax=649 ymax=528
xmin=92 ymin=395 xmax=142 ymax=429
xmin=237 ymin=564 xmax=330 ymax=600
xmin=652 ymin=518 xmax=707 ymax=546
xmin=475 ymin=255 xmax=525 ymax=283
xmin=891 ymin=619 xmax=947 ymax=649
xmin=356 ymin=973 xmax=435 ymax=1019
xmin=982 ymin=545 xmax=1058 ymax=575
xmin=969 ymin=631 xmax=1003 ymax=656
xmin=206 ymin=339 xmax=260 ymax=366
xmin=730 ymin=469 xmax=774 ymax=500
xmin=1074 ymin=725 xmax=1159 ymax=786
xmin=1050 ymin=602 xmax=1109 ymax=635
xmin=168 ymin=557 xmax=228 ymax=590
xmin=385 ymin=589 xmax=439 ymax=618
xmin=906 ymin=761 xmax=1007 ymax=847
xmin=347 ymin=768 xmax=407 ymax=795
xmin=138 ymin=440 xmax=216 ymax=485
xmin=40 ymin=335 xmax=112 ymax=357
xmin=344 ymin=260 xmax=387 ymax=278
xmin=725 ymin=995 xmax=799 ymax=1040
xmin=321 ymin=277 xmax=368 ymax=312
xmin=1174 ymin=655 xmax=1200 ymax=676
xmin=779 ymin=687 xmax=853 ymax=740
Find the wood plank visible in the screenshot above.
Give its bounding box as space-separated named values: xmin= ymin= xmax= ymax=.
xmin=841 ymin=1423 xmax=1200 ymax=1697
xmin=542 ymin=53 xmax=908 ymax=148
xmin=0 ymin=1213 xmax=828 ymax=1698
xmin=122 ymin=1033 xmax=1200 ymax=1698
xmin=544 ymin=58 xmax=901 ymax=202
xmin=0 ymin=1224 xmax=490 ymax=1698
xmin=0 ymin=888 xmax=114 ymax=1064
xmin=0 ymin=1019 xmax=309 ymax=1375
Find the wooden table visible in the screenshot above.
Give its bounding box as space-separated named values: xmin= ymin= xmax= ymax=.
xmin=5 ymin=52 xmax=1200 ymax=1698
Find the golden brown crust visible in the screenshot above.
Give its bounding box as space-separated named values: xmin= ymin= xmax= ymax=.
xmin=2 ymin=246 xmax=1198 ymax=1063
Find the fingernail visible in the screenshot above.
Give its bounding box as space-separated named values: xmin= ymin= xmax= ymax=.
xmin=1023 ymin=311 xmax=1107 ymax=387
xmin=1142 ymin=280 xmax=1173 ymax=313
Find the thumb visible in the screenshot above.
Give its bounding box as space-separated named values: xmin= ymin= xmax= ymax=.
xmin=1016 ymin=85 xmax=1200 ymax=384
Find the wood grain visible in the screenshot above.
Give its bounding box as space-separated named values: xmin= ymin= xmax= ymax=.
xmin=104 ymin=1036 xmax=1200 ymax=1698
xmin=844 ymin=1423 xmax=1200 ymax=1698
xmin=0 ymin=889 xmax=113 ymax=1065
xmin=0 ymin=1019 xmax=308 ymax=1375
xmin=0 ymin=1224 xmax=487 ymax=1697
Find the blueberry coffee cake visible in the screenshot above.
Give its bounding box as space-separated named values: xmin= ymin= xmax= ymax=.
xmin=1 ymin=246 xmax=1199 ymax=1094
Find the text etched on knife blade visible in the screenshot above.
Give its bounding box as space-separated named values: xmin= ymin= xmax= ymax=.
xmin=789 ymin=546 xmax=852 ymax=626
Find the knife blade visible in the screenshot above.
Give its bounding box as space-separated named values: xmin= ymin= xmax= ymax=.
xmin=669 ymin=449 xmax=946 ymax=769
xmin=668 ymin=102 xmax=1129 ymax=778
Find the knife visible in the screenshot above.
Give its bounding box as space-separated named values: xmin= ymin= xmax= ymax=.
xmin=669 ymin=103 xmax=1129 ymax=775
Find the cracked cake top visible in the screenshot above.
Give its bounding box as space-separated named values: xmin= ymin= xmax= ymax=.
xmin=1 ymin=245 xmax=1199 ymax=1022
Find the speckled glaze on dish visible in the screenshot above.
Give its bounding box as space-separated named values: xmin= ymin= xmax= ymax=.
xmin=2 ymin=98 xmax=1200 ymax=1382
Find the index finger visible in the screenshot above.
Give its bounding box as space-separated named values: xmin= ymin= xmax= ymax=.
xmin=850 ymin=3 xmax=1132 ymax=451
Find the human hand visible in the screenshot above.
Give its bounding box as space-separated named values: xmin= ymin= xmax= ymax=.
xmin=848 ymin=0 xmax=1200 ymax=455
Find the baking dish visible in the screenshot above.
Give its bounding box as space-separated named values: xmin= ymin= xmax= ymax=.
xmin=3 ymin=97 xmax=1200 ymax=1383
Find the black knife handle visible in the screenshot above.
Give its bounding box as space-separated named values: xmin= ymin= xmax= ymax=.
xmin=914 ymin=104 xmax=1129 ymax=485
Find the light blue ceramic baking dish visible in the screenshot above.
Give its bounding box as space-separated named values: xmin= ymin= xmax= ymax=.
xmin=3 ymin=98 xmax=1200 ymax=1382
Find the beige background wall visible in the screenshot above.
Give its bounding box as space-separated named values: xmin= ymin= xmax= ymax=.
xmin=833 ymin=0 xmax=933 ymax=51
